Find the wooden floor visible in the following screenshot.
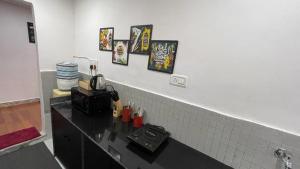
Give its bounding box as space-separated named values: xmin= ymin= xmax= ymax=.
xmin=0 ymin=102 xmax=41 ymax=136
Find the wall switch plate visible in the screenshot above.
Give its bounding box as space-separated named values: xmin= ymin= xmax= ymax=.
xmin=170 ymin=74 xmax=188 ymax=88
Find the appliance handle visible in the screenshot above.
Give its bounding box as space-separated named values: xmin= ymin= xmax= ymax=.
xmin=90 ymin=76 xmax=97 ymax=90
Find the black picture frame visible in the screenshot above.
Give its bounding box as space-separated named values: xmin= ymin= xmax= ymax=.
xmin=99 ymin=27 xmax=114 ymax=51
xmin=112 ymin=40 xmax=129 ymax=66
xmin=129 ymin=24 xmax=153 ymax=55
xmin=147 ymin=40 xmax=178 ymax=74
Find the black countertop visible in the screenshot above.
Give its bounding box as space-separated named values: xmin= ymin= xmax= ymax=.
xmin=51 ymin=97 xmax=233 ymax=169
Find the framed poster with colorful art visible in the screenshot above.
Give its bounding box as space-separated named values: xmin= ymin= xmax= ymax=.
xmin=112 ymin=40 xmax=129 ymax=65
xmin=129 ymin=25 xmax=153 ymax=55
xmin=99 ymin=27 xmax=114 ymax=51
xmin=148 ymin=40 xmax=178 ymax=74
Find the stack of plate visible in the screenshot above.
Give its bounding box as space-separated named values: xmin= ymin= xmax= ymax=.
xmin=56 ymin=62 xmax=79 ymax=90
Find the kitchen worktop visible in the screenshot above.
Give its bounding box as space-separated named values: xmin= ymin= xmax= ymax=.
xmin=50 ymin=97 xmax=233 ymax=169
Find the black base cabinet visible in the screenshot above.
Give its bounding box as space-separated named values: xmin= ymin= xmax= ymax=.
xmin=51 ymin=109 xmax=125 ymax=169
xmin=84 ymin=136 xmax=125 ymax=169
xmin=51 ymin=109 xmax=82 ymax=169
xmin=51 ymin=98 xmax=234 ymax=169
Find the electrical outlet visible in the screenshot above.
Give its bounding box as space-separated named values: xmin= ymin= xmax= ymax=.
xmin=170 ymin=74 xmax=187 ymax=88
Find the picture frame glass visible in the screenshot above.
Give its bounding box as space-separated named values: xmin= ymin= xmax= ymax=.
xmin=100 ymin=28 xmax=113 ymax=51
xmin=148 ymin=41 xmax=178 ymax=74
xmin=130 ymin=25 xmax=152 ymax=54
xmin=112 ymin=40 xmax=129 ymax=65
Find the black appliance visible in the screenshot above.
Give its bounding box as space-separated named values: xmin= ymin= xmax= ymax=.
xmin=127 ymin=124 xmax=170 ymax=153
xmin=71 ymin=87 xmax=111 ymax=115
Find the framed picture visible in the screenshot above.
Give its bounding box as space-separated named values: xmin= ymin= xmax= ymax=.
xmin=148 ymin=40 xmax=178 ymax=74
xmin=129 ymin=25 xmax=153 ymax=55
xmin=99 ymin=27 xmax=114 ymax=51
xmin=112 ymin=40 xmax=129 ymax=65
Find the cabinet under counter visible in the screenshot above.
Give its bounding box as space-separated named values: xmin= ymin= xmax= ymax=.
xmin=50 ymin=97 xmax=233 ymax=169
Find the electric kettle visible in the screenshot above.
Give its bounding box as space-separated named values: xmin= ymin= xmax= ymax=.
xmin=90 ymin=74 xmax=106 ymax=90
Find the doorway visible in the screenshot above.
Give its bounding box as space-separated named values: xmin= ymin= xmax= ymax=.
xmin=0 ymin=0 xmax=43 ymax=148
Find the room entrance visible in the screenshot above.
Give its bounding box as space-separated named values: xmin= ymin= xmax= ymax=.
xmin=0 ymin=0 xmax=43 ymax=150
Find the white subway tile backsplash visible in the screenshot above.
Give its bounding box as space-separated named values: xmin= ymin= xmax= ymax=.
xmin=232 ymin=149 xmax=244 ymax=168
xmin=216 ymin=143 xmax=227 ymax=162
xmin=224 ymin=145 xmax=235 ymax=165
xmin=109 ymin=80 xmax=300 ymax=169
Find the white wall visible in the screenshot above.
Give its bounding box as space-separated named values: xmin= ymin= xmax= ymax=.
xmin=0 ymin=0 xmax=39 ymax=103
xmin=73 ymin=0 xmax=300 ymax=135
xmin=25 ymin=0 xmax=75 ymax=71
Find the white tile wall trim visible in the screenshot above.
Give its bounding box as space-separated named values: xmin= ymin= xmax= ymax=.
xmin=107 ymin=80 xmax=300 ymax=169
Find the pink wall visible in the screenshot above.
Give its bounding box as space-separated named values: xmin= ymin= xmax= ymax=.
xmin=0 ymin=1 xmax=40 ymax=103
